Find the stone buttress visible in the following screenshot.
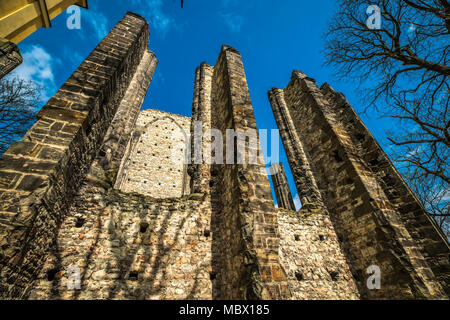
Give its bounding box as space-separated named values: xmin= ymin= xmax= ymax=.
xmin=188 ymin=46 xmax=291 ymax=299
xmin=0 ymin=10 xmax=447 ymax=300
xmin=270 ymin=163 xmax=295 ymax=211
xmin=269 ymin=70 xmax=449 ymax=299
xmin=0 ymin=12 xmax=157 ymax=299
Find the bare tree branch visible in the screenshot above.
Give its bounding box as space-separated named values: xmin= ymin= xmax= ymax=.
xmin=325 ymin=0 xmax=449 ymax=236
xmin=0 ymin=77 xmax=40 ymax=155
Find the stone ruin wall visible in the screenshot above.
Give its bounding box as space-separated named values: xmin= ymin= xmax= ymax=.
xmin=0 ymin=13 xmax=292 ymax=299
xmin=277 ymin=208 xmax=359 ymax=300
xmin=20 ymin=14 xmax=211 ymax=300
xmin=0 ymin=12 xmax=153 ymax=298
xmin=29 ymin=187 xmax=212 ymax=300
xmin=320 ymin=83 xmax=450 ymax=294
xmin=188 ymin=46 xmax=291 ymax=300
xmin=27 ymin=44 xmax=293 ymax=300
xmin=115 ymin=109 xmax=191 ymax=198
xmin=268 ymin=158 xmax=359 ymax=299
xmin=0 ymin=11 xmax=448 ymax=301
xmin=269 ymin=71 xmax=449 ymax=299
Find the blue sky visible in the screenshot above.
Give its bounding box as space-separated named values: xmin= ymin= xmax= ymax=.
xmin=10 ymin=0 xmax=394 ymax=208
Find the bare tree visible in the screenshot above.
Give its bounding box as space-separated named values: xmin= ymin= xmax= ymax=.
xmin=324 ymin=0 xmax=449 ymax=231
xmin=0 ymin=77 xmax=40 ymax=155
xmin=406 ymin=167 xmax=449 ymax=237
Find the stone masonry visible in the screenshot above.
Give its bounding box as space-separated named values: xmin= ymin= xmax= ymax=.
xmin=0 ymin=12 xmax=448 ymax=300
xmin=278 ymin=207 xmax=360 ymax=299
xmin=270 ymin=162 xmax=295 ymax=211
xmin=0 ymin=38 xmax=22 ymax=79
xmin=0 ymin=12 xmax=155 ymax=299
xmin=115 ymin=108 xmax=191 ymax=198
xmin=269 ymin=70 xmax=449 ymax=299
xmin=0 ymin=14 xmax=291 ymax=299
xmin=192 ymin=46 xmax=291 ymax=299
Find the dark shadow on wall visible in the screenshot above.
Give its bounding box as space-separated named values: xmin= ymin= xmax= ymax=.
xmin=36 ymin=181 xmax=209 ymax=299
xmin=210 ymin=164 xmax=222 ymax=300
xmin=105 ymin=194 xmax=193 ymax=299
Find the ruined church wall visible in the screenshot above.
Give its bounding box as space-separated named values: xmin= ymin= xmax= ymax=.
xmin=28 ymin=186 xmax=213 ymax=300
xmin=208 ymin=46 xmax=290 ymax=300
xmin=116 ymin=109 xmax=191 ymax=198
xmin=275 ymin=70 xmax=447 ymax=299
xmin=1 ymin=7 xmax=445 ymax=301
xmin=320 ymin=83 xmax=450 ymax=296
xmin=0 ymin=12 xmax=152 ymax=298
xmin=277 ymin=208 xmax=359 ymax=300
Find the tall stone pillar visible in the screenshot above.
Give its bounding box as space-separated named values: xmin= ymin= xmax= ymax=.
xmin=268 ymin=88 xmax=324 ymax=208
xmin=188 ymin=62 xmax=213 ymax=194
xmin=269 ymin=70 xmax=449 ymax=299
xmin=0 ymin=12 xmax=156 ymax=298
xmin=270 ymin=162 xmax=295 ymax=210
xmin=209 ymin=45 xmax=290 ymax=300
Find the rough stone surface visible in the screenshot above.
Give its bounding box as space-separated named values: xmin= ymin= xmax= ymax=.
xmin=207 ymin=46 xmax=290 ymax=299
xmin=0 ymin=12 xmax=155 ymax=299
xmin=269 ymin=70 xmax=449 ymax=299
xmin=278 ymin=208 xmax=359 ymax=299
xmin=28 ymin=187 xmax=212 ymax=300
xmin=0 ymin=38 xmax=22 ymax=79
xmin=270 ymin=163 xmax=295 ymax=211
xmin=320 ymin=83 xmax=450 ymax=296
xmin=0 ymin=12 xmax=448 ymax=300
xmin=115 ymin=109 xmax=191 ymax=198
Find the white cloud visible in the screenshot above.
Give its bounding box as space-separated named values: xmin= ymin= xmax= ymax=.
xmin=8 ymin=45 xmax=57 ymax=101
xmin=131 ymin=0 xmax=174 ymax=37
xmin=222 ymin=0 xmax=239 ymax=7
xmin=221 ymin=12 xmax=245 ymax=33
xmin=442 ymin=190 xmax=450 ymax=201
xmin=83 ymin=9 xmax=109 ymax=41
xmin=63 ymin=46 xmax=84 ymax=67
xmin=90 ymin=12 xmax=109 ymax=41
xmin=293 ymin=193 xmax=301 ymax=211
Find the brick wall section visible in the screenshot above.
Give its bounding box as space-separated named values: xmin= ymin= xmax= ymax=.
xmin=116 ymin=109 xmax=191 ymax=198
xmin=28 ymin=188 xmax=212 ymax=300
xmin=0 ymin=12 xmax=153 ymax=298
xmin=209 ymin=45 xmax=290 ymax=299
xmin=271 ymin=70 xmax=447 ymax=299
xmin=270 ymin=163 xmax=295 ymax=210
xmin=320 ymin=83 xmax=450 ymax=296
xmin=278 ymin=207 xmax=360 ymax=299
xmin=188 ymin=62 xmax=214 ymax=195
xmin=88 ymin=50 xmax=158 ymax=184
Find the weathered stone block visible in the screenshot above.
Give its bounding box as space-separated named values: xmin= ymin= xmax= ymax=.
xmin=269 ymin=70 xmax=449 ymax=299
